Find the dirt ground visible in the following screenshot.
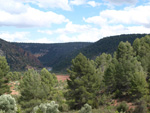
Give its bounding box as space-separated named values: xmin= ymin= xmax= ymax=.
xmin=56 ymin=75 xmax=69 ymax=81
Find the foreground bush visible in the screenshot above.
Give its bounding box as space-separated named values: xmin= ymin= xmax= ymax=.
xmin=116 ymin=101 xmax=128 ymax=113
xmin=32 ymin=101 xmax=59 ymax=113
xmin=0 ymin=94 xmax=17 ymax=113
xmin=79 ymin=104 xmax=92 ymax=113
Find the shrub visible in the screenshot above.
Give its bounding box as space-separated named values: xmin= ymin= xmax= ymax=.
xmin=79 ymin=104 xmax=92 ymax=113
xmin=32 ymin=101 xmax=59 ymax=113
xmin=0 ymin=94 xmax=17 ymax=113
xmin=116 ymin=101 xmax=128 ymax=113
xmin=134 ymin=99 xmax=147 ymax=113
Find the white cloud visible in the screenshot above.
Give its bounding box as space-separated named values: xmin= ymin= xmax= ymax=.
xmin=0 ymin=31 xmax=30 ymax=42
xmin=105 ymin=0 xmax=138 ymax=5
xmin=0 ymin=0 xmax=27 ymax=14
xmin=28 ymin=37 xmax=54 ymax=43
xmin=83 ymin=16 xmax=107 ymax=26
xmin=55 ymin=22 xmax=91 ymax=34
xmin=70 ymin=0 xmax=86 ymax=5
xmin=87 ymin=1 xmax=101 ymax=7
xmin=0 ymin=7 xmax=69 ymax=27
xmin=84 ymin=5 xmax=150 ymax=28
xmin=24 ymin=0 xmax=71 ymax=11
xmin=37 ymin=30 xmax=53 ymax=35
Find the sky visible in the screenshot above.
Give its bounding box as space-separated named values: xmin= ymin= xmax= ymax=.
xmin=0 ymin=0 xmax=150 ymax=43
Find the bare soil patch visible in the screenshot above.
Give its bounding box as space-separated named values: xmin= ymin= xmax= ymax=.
xmin=56 ymin=75 xmax=69 ymax=82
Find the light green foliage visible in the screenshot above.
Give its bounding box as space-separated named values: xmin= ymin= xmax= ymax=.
xmin=67 ymin=53 xmax=101 ymax=109
xmin=0 ymin=56 xmax=10 ymax=95
xmin=19 ymin=69 xmax=58 ymax=113
xmin=79 ymin=104 xmax=92 ymax=113
xmin=32 ymin=101 xmax=59 ymax=113
xmin=0 ymin=94 xmax=17 ymax=113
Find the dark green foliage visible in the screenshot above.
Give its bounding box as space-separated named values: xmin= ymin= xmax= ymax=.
xmin=0 ymin=56 xmax=10 ymax=95
xmin=104 ymin=41 xmax=148 ymax=98
xmin=67 ymin=53 xmax=101 ymax=109
xmin=116 ymin=101 xmax=128 ymax=112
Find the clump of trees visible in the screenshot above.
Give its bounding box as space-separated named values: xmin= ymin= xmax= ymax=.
xmin=19 ymin=68 xmax=58 ymax=113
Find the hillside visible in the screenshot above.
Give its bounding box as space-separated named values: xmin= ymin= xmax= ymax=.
xmin=13 ymin=42 xmax=91 ymax=70
xmin=0 ymin=38 xmax=43 ymax=70
xmin=53 ymin=34 xmax=149 ymax=71
xmin=12 ymin=34 xmax=149 ymax=71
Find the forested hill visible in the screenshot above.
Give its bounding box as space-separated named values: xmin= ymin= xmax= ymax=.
xmin=13 ymin=42 xmax=91 ymax=70
xmin=0 ymin=38 xmax=42 ymax=70
xmin=53 ymin=34 xmax=149 ymax=71
xmin=80 ymin=34 xmax=149 ymax=58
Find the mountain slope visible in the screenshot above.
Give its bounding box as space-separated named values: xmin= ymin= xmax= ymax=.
xmin=14 ymin=42 xmax=92 ymax=69
xmin=0 ymin=38 xmax=42 ymax=70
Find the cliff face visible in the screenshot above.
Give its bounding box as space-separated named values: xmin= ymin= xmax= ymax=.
xmin=0 ymin=39 xmax=43 ymax=71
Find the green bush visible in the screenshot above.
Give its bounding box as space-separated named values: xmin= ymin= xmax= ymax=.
xmin=0 ymin=94 xmax=17 ymax=113
xmin=79 ymin=104 xmax=92 ymax=113
xmin=116 ymin=101 xmax=128 ymax=113
xmin=32 ymin=101 xmax=59 ymax=113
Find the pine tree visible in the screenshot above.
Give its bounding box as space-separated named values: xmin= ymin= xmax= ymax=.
xmin=104 ymin=41 xmax=148 ymax=97
xmin=40 ymin=68 xmax=57 ymax=99
xmin=67 ymin=53 xmax=101 ymax=109
xmin=0 ymin=56 xmax=10 ymax=95
xmin=19 ymin=69 xmax=42 ymax=112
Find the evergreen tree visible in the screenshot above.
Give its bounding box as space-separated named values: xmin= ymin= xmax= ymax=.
xmin=67 ymin=53 xmax=101 ymax=109
xmin=40 ymin=68 xmax=57 ymax=99
xmin=19 ymin=69 xmax=43 ymax=113
xmin=104 ymin=41 xmax=148 ymax=97
xmin=0 ymin=56 xmax=10 ymax=95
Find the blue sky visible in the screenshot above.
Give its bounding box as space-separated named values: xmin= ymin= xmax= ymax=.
xmin=0 ymin=0 xmax=150 ymax=43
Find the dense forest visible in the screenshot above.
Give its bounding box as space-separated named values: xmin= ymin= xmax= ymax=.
xmin=1 ymin=35 xmax=150 ymax=113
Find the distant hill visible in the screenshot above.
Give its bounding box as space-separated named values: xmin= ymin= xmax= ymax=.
xmin=13 ymin=42 xmax=91 ymax=71
xmin=12 ymin=34 xmax=149 ymax=72
xmin=0 ymin=38 xmax=42 ymax=70
xmin=52 ymin=34 xmax=149 ymax=71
